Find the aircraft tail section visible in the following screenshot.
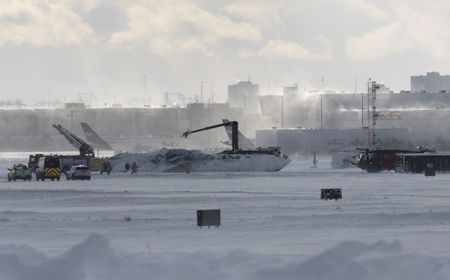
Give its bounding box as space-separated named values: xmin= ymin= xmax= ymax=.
xmin=221 ymin=119 xmax=256 ymax=149
xmin=80 ymin=122 xmax=113 ymax=150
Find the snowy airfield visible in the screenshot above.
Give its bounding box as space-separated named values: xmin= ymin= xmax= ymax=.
xmin=1 ymin=155 xmax=450 ymax=279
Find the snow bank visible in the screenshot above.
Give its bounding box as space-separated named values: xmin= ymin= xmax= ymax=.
xmin=0 ymin=235 xmax=449 ymax=280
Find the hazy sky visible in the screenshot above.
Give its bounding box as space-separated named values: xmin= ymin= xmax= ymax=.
xmin=1 ymin=0 xmax=450 ymax=105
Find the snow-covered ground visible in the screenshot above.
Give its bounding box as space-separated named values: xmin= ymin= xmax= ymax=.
xmin=1 ymin=155 xmax=450 ymax=279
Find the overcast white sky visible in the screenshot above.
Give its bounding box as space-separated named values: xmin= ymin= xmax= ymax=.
xmin=1 ymin=0 xmax=450 ymax=105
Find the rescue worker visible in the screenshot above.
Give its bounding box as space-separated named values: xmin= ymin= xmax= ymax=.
xmin=101 ymin=161 xmax=112 ymax=175
xmin=131 ymin=162 xmax=138 ymax=174
xmin=105 ymin=161 xmax=112 ymax=175
xmin=312 ymin=152 xmax=318 ymax=168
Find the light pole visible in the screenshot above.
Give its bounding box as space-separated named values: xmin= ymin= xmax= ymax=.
xmin=244 ymin=95 xmax=247 ymax=135
xmin=144 ymin=74 xmax=147 ymax=104
xmin=200 ymin=81 xmax=204 ymax=104
xmin=144 ymin=74 xmax=151 ymax=107
xmin=281 ymin=94 xmax=284 ymax=128
xmin=320 ymin=76 xmax=324 ymax=129
xmin=70 ymin=110 xmax=74 ymax=131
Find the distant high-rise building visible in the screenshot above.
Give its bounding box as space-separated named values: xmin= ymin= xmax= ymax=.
xmin=411 ymin=72 xmax=450 ymax=93
xmin=374 ymin=83 xmax=393 ymax=94
xmin=227 ymin=81 xmax=260 ymax=114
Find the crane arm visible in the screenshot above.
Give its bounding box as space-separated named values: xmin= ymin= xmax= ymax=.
xmin=182 ymin=121 xmax=239 ymax=151
xmin=182 ymin=122 xmax=234 ymax=138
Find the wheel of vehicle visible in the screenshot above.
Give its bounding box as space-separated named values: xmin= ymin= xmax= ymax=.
xmin=13 ymin=178 xmax=16 ymax=181
xmin=7 ymin=176 xmax=11 ymax=182
xmin=87 ymin=177 xmax=91 ymax=181
xmin=57 ymin=177 xmax=60 ymax=181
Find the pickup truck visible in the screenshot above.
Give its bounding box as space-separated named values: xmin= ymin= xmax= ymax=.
xmin=8 ymin=164 xmax=32 ymax=181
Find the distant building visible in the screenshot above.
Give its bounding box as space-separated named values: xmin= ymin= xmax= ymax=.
xmin=64 ymin=103 xmax=86 ymax=109
xmin=255 ymin=128 xmax=409 ymax=154
xmin=163 ymin=92 xmax=184 ymax=108
xmin=227 ymin=81 xmax=260 ymax=114
xmin=411 ymin=72 xmax=450 ymax=93
xmin=283 ymin=84 xmax=298 ymax=97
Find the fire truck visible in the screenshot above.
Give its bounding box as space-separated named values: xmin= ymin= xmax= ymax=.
xmin=352 ymin=147 xmax=430 ymax=173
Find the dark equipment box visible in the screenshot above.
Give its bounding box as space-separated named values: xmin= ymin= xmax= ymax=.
xmin=424 ymin=163 xmax=436 ymax=176
xmin=321 ymin=188 xmax=342 ymax=201
xmin=197 ymin=209 xmax=221 ymax=228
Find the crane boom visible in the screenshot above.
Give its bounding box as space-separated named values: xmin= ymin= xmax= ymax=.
xmin=182 ymin=121 xmax=239 ymax=151
xmin=52 ymin=124 xmax=95 ymax=157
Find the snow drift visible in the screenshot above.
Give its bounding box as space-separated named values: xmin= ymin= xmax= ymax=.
xmin=0 ymin=234 xmax=449 ymax=280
